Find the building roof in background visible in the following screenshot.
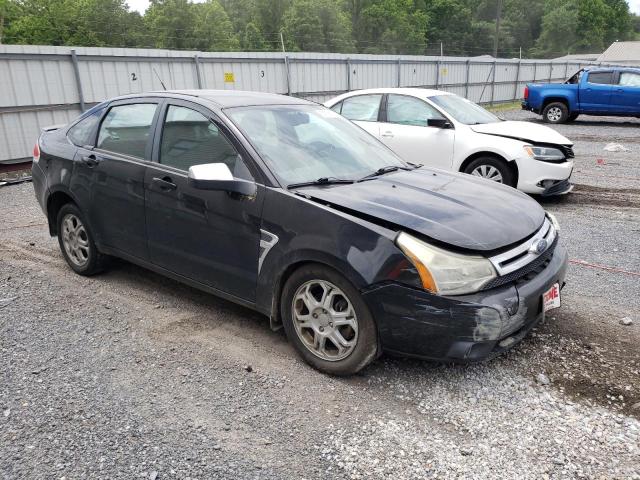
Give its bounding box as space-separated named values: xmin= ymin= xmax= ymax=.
xmin=597 ymin=41 xmax=640 ymax=64
xmin=553 ymin=53 xmax=600 ymax=61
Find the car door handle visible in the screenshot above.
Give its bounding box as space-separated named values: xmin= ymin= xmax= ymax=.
xmin=381 ymin=131 xmax=394 ymax=138
xmin=80 ymin=154 xmax=102 ymax=167
xmin=152 ymin=176 xmax=177 ymax=191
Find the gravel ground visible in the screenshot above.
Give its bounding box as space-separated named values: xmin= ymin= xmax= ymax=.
xmin=2 ymin=110 xmax=640 ymax=479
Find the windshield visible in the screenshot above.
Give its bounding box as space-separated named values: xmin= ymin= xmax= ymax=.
xmin=429 ymin=94 xmax=500 ymax=125
xmin=225 ymin=105 xmax=406 ymax=185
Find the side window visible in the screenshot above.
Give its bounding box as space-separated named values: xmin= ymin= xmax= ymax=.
xmin=97 ymin=103 xmax=157 ymax=159
xmin=160 ymin=105 xmax=252 ymax=180
xmin=341 ymin=94 xmax=382 ymax=121
xmin=329 ymin=101 xmax=343 ymax=114
xmin=68 ymin=108 xmax=105 ymax=147
xmin=587 ymin=72 xmax=613 ymax=85
xmin=619 ymin=72 xmax=640 ymax=87
xmin=387 ymin=95 xmax=445 ymax=126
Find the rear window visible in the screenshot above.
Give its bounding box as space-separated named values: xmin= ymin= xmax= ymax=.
xmin=97 ymin=103 xmax=157 ymax=159
xmin=68 ymin=108 xmax=104 ymax=147
xmin=340 ymin=94 xmax=382 ymax=122
xmin=619 ymin=72 xmax=640 ymax=87
xmin=587 ymin=72 xmax=613 ymax=85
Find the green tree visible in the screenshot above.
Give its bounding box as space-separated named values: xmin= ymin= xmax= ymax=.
xmin=192 ymin=0 xmax=239 ymax=50
xmin=282 ymin=0 xmax=355 ymax=52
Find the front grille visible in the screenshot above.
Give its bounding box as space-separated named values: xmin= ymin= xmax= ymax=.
xmin=560 ymin=145 xmax=575 ymax=159
xmin=482 ymin=236 xmax=558 ymax=290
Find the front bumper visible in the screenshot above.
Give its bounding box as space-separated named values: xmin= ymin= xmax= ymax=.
xmin=515 ymin=156 xmax=574 ymax=195
xmin=362 ymin=241 xmax=568 ymax=362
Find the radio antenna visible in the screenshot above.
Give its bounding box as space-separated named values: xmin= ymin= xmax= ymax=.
xmin=153 ymin=68 xmax=167 ymax=91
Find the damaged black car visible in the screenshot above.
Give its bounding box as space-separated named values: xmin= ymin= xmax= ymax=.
xmin=32 ymin=91 xmax=567 ymax=375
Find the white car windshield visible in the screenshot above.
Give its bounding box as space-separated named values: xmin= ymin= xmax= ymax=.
xmin=225 ymin=105 xmax=406 ymax=186
xmin=429 ymin=94 xmax=500 ymax=125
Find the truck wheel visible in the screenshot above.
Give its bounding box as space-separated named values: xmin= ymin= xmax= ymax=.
xmin=542 ymin=102 xmax=569 ymax=124
xmin=463 ymin=156 xmax=516 ymax=188
xmin=280 ymin=264 xmax=378 ymax=376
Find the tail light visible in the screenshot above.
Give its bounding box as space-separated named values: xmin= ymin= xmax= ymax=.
xmin=33 ymin=142 xmax=40 ymax=163
xmin=524 ymin=86 xmax=529 ymax=100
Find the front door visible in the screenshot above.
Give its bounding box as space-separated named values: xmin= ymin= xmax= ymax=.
xmin=580 ymin=71 xmax=614 ymax=113
xmin=377 ymin=94 xmax=455 ymax=169
xmin=611 ymin=71 xmax=640 ymax=114
xmin=76 ymin=100 xmax=160 ymax=260
xmin=144 ymin=101 xmax=264 ymax=301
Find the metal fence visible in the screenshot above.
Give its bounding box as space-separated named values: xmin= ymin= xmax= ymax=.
xmin=0 ymin=44 xmax=608 ymax=164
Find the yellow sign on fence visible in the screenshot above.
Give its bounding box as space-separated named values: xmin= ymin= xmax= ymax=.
xmin=224 ymin=72 xmax=235 ymax=83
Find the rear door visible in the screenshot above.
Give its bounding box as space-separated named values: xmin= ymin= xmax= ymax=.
xmin=144 ymin=99 xmax=264 ymax=301
xmin=376 ymin=94 xmax=455 ymax=169
xmin=74 ymin=99 xmax=161 ymax=260
xmin=332 ymin=94 xmax=383 ymax=138
xmin=580 ymin=71 xmax=614 ymax=113
xmin=611 ymin=71 xmax=640 ymax=114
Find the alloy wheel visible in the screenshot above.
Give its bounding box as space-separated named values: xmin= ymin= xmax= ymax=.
xmin=547 ymin=107 xmax=562 ymax=122
xmin=291 ymin=280 xmax=358 ymax=361
xmin=61 ymin=213 xmax=90 ymax=267
xmin=471 ymin=164 xmax=504 ymax=183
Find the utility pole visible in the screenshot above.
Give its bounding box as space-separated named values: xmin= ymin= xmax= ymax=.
xmin=493 ymin=0 xmax=503 ymax=58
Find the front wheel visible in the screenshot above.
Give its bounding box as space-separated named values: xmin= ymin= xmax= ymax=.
xmin=542 ymin=102 xmax=569 ymax=124
xmin=280 ymin=264 xmax=378 ymax=375
xmin=463 ymin=156 xmax=516 ymax=188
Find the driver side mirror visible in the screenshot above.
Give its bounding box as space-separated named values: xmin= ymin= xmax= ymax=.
xmin=427 ymin=118 xmax=453 ymax=129
xmin=188 ymin=163 xmax=257 ymax=197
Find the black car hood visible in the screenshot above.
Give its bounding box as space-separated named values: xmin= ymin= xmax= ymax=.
xmin=299 ymin=169 xmax=545 ymax=252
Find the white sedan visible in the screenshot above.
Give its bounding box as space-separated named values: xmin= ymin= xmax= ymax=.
xmin=324 ymin=88 xmax=574 ymax=195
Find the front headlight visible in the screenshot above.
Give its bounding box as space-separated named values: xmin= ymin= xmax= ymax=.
xmin=546 ymin=211 xmax=560 ymax=232
xmin=396 ymin=232 xmax=497 ymax=296
xmin=524 ymin=145 xmax=565 ymax=162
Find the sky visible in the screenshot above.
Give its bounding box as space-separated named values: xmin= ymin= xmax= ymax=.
xmin=127 ymin=0 xmax=640 ymax=15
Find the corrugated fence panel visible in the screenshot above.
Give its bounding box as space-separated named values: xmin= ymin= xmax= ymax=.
xmin=0 ymin=45 xmax=610 ymax=162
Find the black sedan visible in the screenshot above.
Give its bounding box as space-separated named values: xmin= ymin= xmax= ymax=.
xmin=31 ymin=90 xmax=567 ymax=375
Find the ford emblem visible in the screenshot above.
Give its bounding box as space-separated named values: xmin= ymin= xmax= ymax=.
xmin=530 ymin=239 xmax=548 ymax=255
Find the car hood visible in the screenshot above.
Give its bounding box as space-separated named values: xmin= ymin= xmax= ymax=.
xmin=300 ymin=169 xmax=545 ymax=252
xmin=470 ymin=121 xmax=572 ymax=146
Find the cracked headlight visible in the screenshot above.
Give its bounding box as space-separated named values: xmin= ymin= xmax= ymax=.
xmin=524 ymin=145 xmax=565 ymax=162
xmin=396 ymin=232 xmax=497 ymax=296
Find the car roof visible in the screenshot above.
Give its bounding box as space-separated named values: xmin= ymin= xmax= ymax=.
xmin=326 ymin=87 xmax=453 ymax=104
xmin=583 ymin=66 xmax=640 ymax=72
xmin=109 ymin=90 xmax=315 ymax=108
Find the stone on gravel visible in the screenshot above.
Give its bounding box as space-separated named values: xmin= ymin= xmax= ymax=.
xmin=620 ymin=317 xmax=633 ymax=326
xmin=536 ymin=373 xmax=551 ymax=385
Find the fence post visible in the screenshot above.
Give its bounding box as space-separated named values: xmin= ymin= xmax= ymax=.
xmin=397 ymin=57 xmax=401 ymax=87
xmin=533 ymin=62 xmax=537 ymax=82
xmin=464 ymin=59 xmax=470 ymax=99
xmin=564 ymin=61 xmax=569 ymax=79
xmin=346 ymin=58 xmax=351 ymax=91
xmin=548 ymin=62 xmax=553 ymax=82
xmin=435 ymin=58 xmax=440 ymax=89
xmin=513 ymin=59 xmax=521 ymax=101
xmin=70 ymin=49 xmax=85 ymax=112
xmin=490 ymin=60 xmax=496 ymax=105
xmin=284 ymin=55 xmax=291 ymax=95
xmin=194 ymin=53 xmax=203 ymax=89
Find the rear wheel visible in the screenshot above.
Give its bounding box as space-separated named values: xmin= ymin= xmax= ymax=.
xmin=542 ymin=102 xmax=569 ymax=124
xmin=57 ymin=203 xmax=106 ymax=276
xmin=280 ymin=264 xmax=378 ymax=375
xmin=463 ymin=156 xmax=516 ymax=188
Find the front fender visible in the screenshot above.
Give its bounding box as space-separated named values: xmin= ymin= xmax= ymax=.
xmin=256 ymin=187 xmax=419 ymax=319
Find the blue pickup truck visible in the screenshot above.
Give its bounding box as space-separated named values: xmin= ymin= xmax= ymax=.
xmin=522 ymin=67 xmax=640 ymax=123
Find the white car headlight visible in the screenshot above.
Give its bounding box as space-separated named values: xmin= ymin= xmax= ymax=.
xmin=524 ymin=145 xmax=565 ymax=162
xmin=396 ymin=232 xmax=497 ymax=296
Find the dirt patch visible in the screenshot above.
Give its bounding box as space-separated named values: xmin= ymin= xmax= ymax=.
xmin=539 ymin=183 xmax=640 ymax=208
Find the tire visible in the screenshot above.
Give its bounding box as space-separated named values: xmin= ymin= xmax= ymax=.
xmin=567 ymin=113 xmax=579 ymax=122
xmin=56 ymin=203 xmax=106 ymax=276
xmin=280 ymin=264 xmax=378 ymax=376
xmin=463 ymin=156 xmax=516 ymax=188
xmin=542 ymin=102 xmax=569 ymax=124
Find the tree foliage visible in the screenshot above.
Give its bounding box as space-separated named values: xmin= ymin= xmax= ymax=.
xmin=0 ymin=0 xmax=636 ymax=57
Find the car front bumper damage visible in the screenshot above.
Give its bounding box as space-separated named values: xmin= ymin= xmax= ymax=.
xmin=363 ymin=241 xmax=568 ymax=362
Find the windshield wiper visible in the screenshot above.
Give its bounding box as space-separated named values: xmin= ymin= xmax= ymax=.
xmin=357 ymin=165 xmax=409 ymax=182
xmin=287 ymin=177 xmax=354 ymax=189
